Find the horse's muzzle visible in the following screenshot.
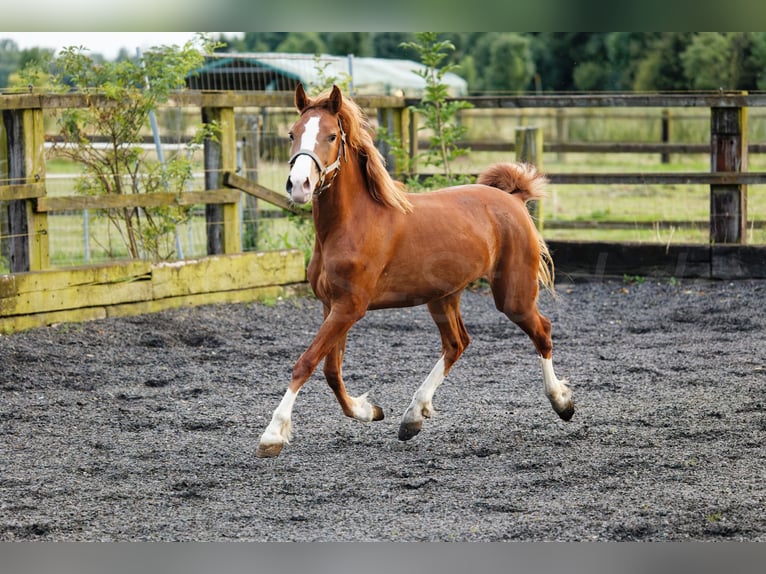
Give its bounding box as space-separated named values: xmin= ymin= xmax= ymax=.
xmin=286 ymin=175 xmax=313 ymax=204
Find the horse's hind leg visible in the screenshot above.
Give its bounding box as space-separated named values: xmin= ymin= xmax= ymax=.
xmin=399 ymin=292 xmax=470 ymax=441
xmin=492 ymin=274 xmax=574 ymax=421
xmin=324 ymin=331 xmax=384 ymax=422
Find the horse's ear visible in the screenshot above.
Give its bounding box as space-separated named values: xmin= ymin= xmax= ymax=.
xmin=328 ymin=85 xmax=342 ymax=114
xmin=295 ymin=83 xmax=309 ymax=112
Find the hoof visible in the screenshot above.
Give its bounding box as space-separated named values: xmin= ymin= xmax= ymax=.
xmin=372 ymin=404 xmax=385 ymax=421
xmin=556 ymin=401 xmax=575 ymax=422
xmin=398 ymin=420 xmax=422 ymax=441
xmin=256 ymin=441 xmax=284 ymax=458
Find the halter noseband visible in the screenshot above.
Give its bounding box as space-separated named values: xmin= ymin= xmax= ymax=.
xmin=288 ymin=117 xmax=347 ymax=196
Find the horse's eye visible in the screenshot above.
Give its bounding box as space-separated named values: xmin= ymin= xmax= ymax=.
xmin=328 ymin=134 xmax=337 ymax=143
xmin=288 ymin=132 xmax=294 ymax=142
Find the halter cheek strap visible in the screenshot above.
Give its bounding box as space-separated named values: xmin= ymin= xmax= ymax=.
xmin=288 ymin=118 xmax=347 ymax=196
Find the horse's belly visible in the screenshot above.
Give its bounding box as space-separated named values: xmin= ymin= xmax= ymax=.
xmin=369 ymin=254 xmax=487 ymax=309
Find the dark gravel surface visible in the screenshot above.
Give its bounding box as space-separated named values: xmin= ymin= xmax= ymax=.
xmin=1 ymin=278 xmax=765 ymax=541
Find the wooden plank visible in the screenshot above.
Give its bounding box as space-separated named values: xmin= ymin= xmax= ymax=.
xmin=0 ymin=260 xmax=151 ymax=298
xmin=546 ymin=172 xmax=766 ymax=186
xmin=0 ymin=182 xmax=45 ymax=201
xmin=224 ymin=172 xmax=308 ymax=216
xmin=0 ymin=276 xmax=152 ymax=316
xmin=35 ymin=189 xmax=241 ymax=212
xmin=547 ymin=240 xmax=711 ymax=279
xmin=106 ymin=283 xmax=311 ymax=321
xmin=7 ymin=90 xmax=766 ymax=114
xmin=152 ymin=250 xmax=306 ymax=299
xmin=204 ymin=108 xmax=224 ymax=255
xmin=219 ymin=107 xmax=241 ymax=255
xmin=0 ymin=306 xmax=108 ymax=334
xmin=0 ymin=282 xmax=313 ymax=334
xmin=410 ymin=92 xmax=766 ymax=109
xmin=417 ymin=171 xmax=766 ymax=186
xmin=3 ymin=109 xmax=30 ymax=272
xmin=428 ymin=140 xmax=766 ymax=155
xmin=710 ymin=105 xmax=747 ymax=244
xmin=711 ymin=245 xmax=766 ymax=279
xmin=515 ymin=126 xmax=543 ymax=229
xmin=25 ymin=108 xmax=48 ymax=270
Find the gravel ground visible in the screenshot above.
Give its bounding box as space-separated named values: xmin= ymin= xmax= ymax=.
xmin=1 ymin=278 xmax=765 ymax=541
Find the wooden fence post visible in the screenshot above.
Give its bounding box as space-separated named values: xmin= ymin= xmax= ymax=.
xmin=555 ymin=109 xmax=567 ymax=163
xmin=515 ymin=126 xmax=544 ymax=230
xmin=378 ymin=106 xmax=416 ymax=180
xmin=710 ymin=104 xmax=747 ymax=244
xmin=1 ymin=108 xmax=48 ymax=272
xmin=661 ymin=109 xmax=670 ymax=164
xmin=203 ymin=106 xmax=240 ymax=255
xmin=237 ymin=113 xmax=260 ymax=250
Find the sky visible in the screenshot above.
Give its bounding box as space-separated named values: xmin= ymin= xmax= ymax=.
xmin=0 ymin=32 xmax=241 ymax=60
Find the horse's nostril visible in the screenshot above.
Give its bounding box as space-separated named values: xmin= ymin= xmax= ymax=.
xmin=302 ymin=179 xmax=312 ymax=194
xmin=285 ymin=177 xmax=293 ymax=195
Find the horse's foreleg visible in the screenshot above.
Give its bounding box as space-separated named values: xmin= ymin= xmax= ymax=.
xmin=324 ymin=330 xmax=384 ymax=423
xmin=256 ymin=304 xmax=366 ymax=458
xmin=399 ymin=294 xmax=470 ymax=441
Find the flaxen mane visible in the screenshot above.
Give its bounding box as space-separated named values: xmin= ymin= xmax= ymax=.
xmin=308 ymin=89 xmax=413 ymax=213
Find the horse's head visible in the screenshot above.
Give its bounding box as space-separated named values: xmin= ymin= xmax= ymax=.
xmin=286 ymin=83 xmax=347 ymax=204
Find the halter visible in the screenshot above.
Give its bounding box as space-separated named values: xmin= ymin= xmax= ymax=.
xmin=288 ymin=117 xmax=347 ymax=197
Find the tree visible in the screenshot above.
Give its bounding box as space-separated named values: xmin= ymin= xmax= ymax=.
xmin=728 ymin=33 xmax=762 ymax=90
xmin=604 ymin=33 xmax=660 ymax=90
xmin=372 ymin=33 xmax=417 ymax=60
xmin=528 ymin=33 xmax=594 ymax=92
xmin=323 ymin=33 xmax=372 ymax=57
xmin=681 ymin=33 xmax=733 ymax=90
xmin=752 ymin=33 xmax=766 ymax=90
xmin=571 ymin=34 xmax=612 ymax=91
xmin=573 ymin=62 xmax=609 ymax=91
xmin=240 ymin=33 xmax=288 ymax=52
xmin=379 ymin=32 xmax=473 ymax=189
xmin=485 ymin=33 xmax=535 ymax=93
xmin=24 ymin=34 xmax=220 ymax=261
xmin=633 ymin=33 xmax=694 ymax=91
xmin=275 ymin=32 xmax=326 ymax=54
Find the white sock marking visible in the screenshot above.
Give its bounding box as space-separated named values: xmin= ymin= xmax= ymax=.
xmin=403 ymin=355 xmax=446 ymax=424
xmin=259 ymin=388 xmax=298 ymax=446
xmin=541 ymin=356 xmax=571 ymax=410
xmin=348 ymin=392 xmax=375 ymax=422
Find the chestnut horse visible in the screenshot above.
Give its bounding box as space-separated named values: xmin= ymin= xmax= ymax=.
xmin=256 ymin=84 xmax=573 ymax=458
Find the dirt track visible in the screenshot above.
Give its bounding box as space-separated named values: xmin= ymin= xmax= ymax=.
xmin=1 ymin=278 xmax=765 ymax=541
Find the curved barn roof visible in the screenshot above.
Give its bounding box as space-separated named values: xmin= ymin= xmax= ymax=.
xmin=187 ymin=52 xmax=468 ymax=97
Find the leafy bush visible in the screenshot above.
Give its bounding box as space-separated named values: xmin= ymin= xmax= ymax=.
xmin=25 ymin=34 xmax=220 ymax=261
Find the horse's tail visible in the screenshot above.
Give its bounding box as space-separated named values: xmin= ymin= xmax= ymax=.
xmin=477 ymin=162 xmax=555 ymax=294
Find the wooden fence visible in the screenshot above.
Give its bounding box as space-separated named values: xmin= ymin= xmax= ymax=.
xmin=2 ymin=91 xmax=766 ymax=332
xmin=400 ymin=92 xmax=766 ymax=280
xmin=0 ymin=92 xmax=314 ymax=333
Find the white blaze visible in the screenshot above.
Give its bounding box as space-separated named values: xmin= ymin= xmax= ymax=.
xmin=287 ymin=115 xmax=321 ymax=204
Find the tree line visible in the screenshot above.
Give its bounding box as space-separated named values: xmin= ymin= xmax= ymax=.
xmin=2 ymin=33 xmax=766 ymax=94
